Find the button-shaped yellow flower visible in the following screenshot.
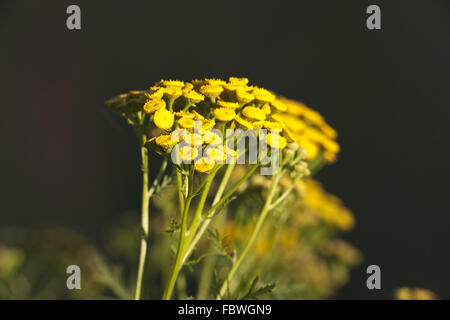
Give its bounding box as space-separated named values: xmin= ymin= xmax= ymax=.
xmin=214 ymin=108 xmax=236 ymax=121
xmin=267 ymin=132 xmax=287 ymax=149
xmin=143 ymin=99 xmax=166 ymax=114
xmin=261 ymin=104 xmax=271 ymax=115
xmin=159 ymin=80 xmax=184 ymax=87
xmin=178 ymin=117 xmax=196 ymax=129
xmin=145 ymin=87 xmax=165 ymax=100
xmin=216 ymin=100 xmax=239 ymax=109
xmin=174 ymin=111 xmax=195 ymax=118
xmin=263 ymin=120 xmax=283 ymax=131
xmin=270 ymin=100 xmax=287 ymax=112
xmin=205 ymin=147 xmax=226 ymax=161
xmin=153 ymin=108 xmax=174 ymax=129
xmin=163 ymin=86 xmax=182 ymax=99
xmin=236 ymin=88 xmax=255 ymax=104
xmin=155 ymin=134 xmax=182 ymax=147
xmin=242 ymin=106 xmax=266 ymax=121
xmin=233 ymin=115 xmax=254 ymax=129
xmin=203 ymin=130 xmax=222 ymax=145
xmin=194 ymin=157 xmax=215 ymax=173
xmin=179 ymin=146 xmax=199 ymax=161
xmin=182 ymin=89 xmax=205 ymax=104
xmin=253 ymin=88 xmax=275 ymax=103
xmin=228 ymin=77 xmax=249 ymax=86
xmin=199 ymin=84 xmax=223 ymax=98
xmin=184 ymin=132 xmax=203 ymax=146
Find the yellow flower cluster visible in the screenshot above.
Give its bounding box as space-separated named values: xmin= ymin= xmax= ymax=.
xmin=395 ymin=287 xmax=437 ymax=300
xmin=106 ymin=78 xmax=339 ymax=171
xmin=275 ymin=97 xmax=340 ymax=163
xmin=141 ymin=78 xmax=307 ymax=172
xmin=301 ymin=179 xmax=355 ymax=231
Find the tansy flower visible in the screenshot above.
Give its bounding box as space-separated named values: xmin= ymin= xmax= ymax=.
xmin=270 ymin=100 xmax=287 ymax=112
xmin=205 ymin=78 xmax=227 ymax=86
xmin=263 ymin=120 xmax=284 ymax=131
xmin=253 ymin=88 xmax=275 ymax=103
xmin=199 ymin=119 xmax=216 ymax=132
xmin=214 ymin=108 xmax=236 ymax=121
xmin=267 ymin=132 xmax=287 ymax=149
xmin=233 ymin=115 xmax=254 ymax=129
xmin=242 ymin=106 xmax=266 ymax=121
xmin=178 ymin=117 xmax=196 ymax=129
xmin=182 ymin=89 xmax=205 ymax=104
xmin=203 ymin=130 xmax=222 ymax=145
xmin=159 ymin=80 xmax=184 ymax=87
xmin=216 ymin=100 xmax=239 ymax=109
xmin=194 ymin=157 xmax=216 ymax=173
xmin=178 ymin=146 xmax=199 ymax=161
xmin=155 ymin=134 xmax=182 ymax=147
xmin=174 ymin=111 xmax=195 ymax=118
xmin=261 ymin=104 xmax=271 ymax=115
xmin=199 ymin=84 xmax=223 ymax=98
xmin=251 ymin=120 xmax=265 ymax=129
xmin=163 ymin=86 xmax=182 ymax=99
xmin=236 ymin=87 xmax=255 ymax=104
xmin=153 ymin=108 xmax=174 ymax=129
xmin=184 ymin=133 xmax=203 ymax=146
xmin=205 ymin=147 xmax=226 ymax=162
xmin=228 ymin=77 xmax=249 ymax=86
xmin=143 ymin=99 xmax=166 ymax=114
xmin=145 ymin=87 xmax=164 ymax=100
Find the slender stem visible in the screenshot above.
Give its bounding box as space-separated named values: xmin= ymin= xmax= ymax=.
xmin=135 ymin=142 xmax=149 ymax=300
xmin=217 ymin=173 xmax=281 ymax=299
xmin=176 ymin=169 xmax=185 ymax=214
xmin=182 ymin=163 xmax=236 ymax=265
xmin=162 ymin=168 xmax=194 ymax=300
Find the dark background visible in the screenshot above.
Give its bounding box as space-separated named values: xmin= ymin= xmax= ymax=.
xmin=1 ymin=0 xmax=449 ymax=299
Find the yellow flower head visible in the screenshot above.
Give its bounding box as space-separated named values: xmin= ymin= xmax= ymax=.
xmin=184 ymin=132 xmax=203 ymax=146
xmin=267 ymin=132 xmax=287 ymax=149
xmin=214 ymin=108 xmax=236 ymax=121
xmin=205 ymin=147 xmax=226 ymax=162
xmin=233 ymin=115 xmax=254 ymax=129
xmin=253 ymin=88 xmax=275 ymax=103
xmin=163 ymin=86 xmax=182 ymax=99
xmin=153 ymin=108 xmax=174 ymax=129
xmin=155 ymin=134 xmax=182 ymax=147
xmin=228 ymin=77 xmax=249 ymax=86
xmin=263 ymin=120 xmax=284 ymax=131
xmin=179 ymin=146 xmax=199 ymax=161
xmin=178 ymin=116 xmax=196 ymax=129
xmin=174 ymin=111 xmax=195 ymax=118
xmin=199 ymin=84 xmax=223 ymax=98
xmin=236 ymin=87 xmax=255 ymax=104
xmin=159 ymin=80 xmax=185 ymax=87
xmin=143 ymin=99 xmax=166 ymax=114
xmin=216 ymin=99 xmax=240 ymax=109
xmin=199 ymin=119 xmax=216 ymax=133
xmin=270 ymin=100 xmax=287 ymax=112
xmin=261 ymin=104 xmax=272 ymax=115
xmin=242 ymin=106 xmax=266 ymax=121
xmin=205 ymin=78 xmax=227 ymax=86
xmin=182 ymin=89 xmax=205 ymax=104
xmin=203 ymin=130 xmax=222 ymax=145
xmin=194 ymin=157 xmax=215 ymax=173
xmin=145 ymin=87 xmax=164 ymax=100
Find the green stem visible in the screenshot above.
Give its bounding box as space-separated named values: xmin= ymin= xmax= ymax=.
xmin=134 ymin=142 xmax=149 ymax=300
xmin=182 ymin=163 xmax=236 ymax=266
xmin=162 ymin=168 xmax=194 ymax=300
xmin=217 ymin=172 xmax=281 ymax=299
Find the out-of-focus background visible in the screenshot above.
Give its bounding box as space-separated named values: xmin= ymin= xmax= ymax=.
xmin=1 ymin=0 xmax=449 ymax=299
